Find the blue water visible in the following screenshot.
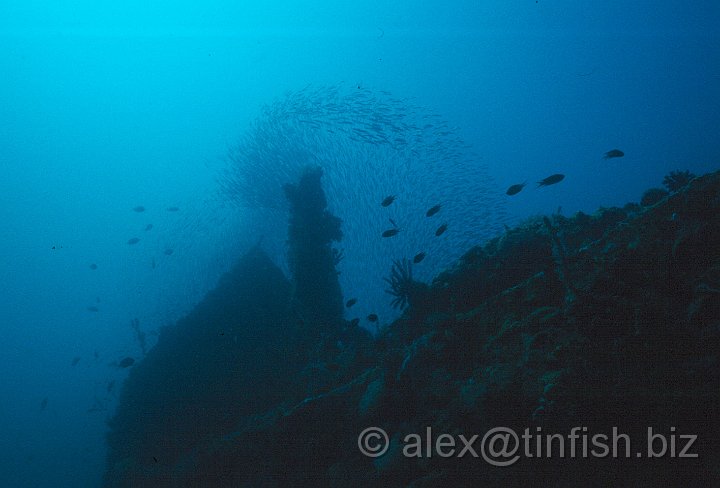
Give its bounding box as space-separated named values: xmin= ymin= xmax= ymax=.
xmin=1 ymin=1 xmax=718 ymax=486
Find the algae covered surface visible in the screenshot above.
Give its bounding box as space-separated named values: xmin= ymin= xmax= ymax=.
xmin=104 ymin=170 xmax=720 ymax=486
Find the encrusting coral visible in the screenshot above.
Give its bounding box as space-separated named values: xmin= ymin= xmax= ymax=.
xmin=663 ymin=169 xmax=696 ymax=192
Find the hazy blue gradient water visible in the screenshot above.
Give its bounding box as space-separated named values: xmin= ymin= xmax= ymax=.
xmin=1 ymin=1 xmax=719 ymax=486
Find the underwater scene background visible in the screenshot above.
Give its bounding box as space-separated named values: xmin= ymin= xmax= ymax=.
xmin=1 ymin=0 xmax=719 ymax=486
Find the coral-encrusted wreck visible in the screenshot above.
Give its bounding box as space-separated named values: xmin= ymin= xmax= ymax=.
xmin=104 ymin=170 xmax=720 ymax=486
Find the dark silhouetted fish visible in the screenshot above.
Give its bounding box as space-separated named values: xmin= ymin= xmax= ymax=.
xmin=345 ymin=298 xmax=357 ymax=308
xmin=118 ymin=357 xmax=135 ymax=368
xmin=166 ymin=206 xmax=180 ymax=212
xmin=144 ymin=224 xmax=153 ymax=231
xmin=163 ymin=248 xmax=174 ymax=255
xmin=127 ymin=237 xmax=140 ymax=245
xmin=426 ymin=204 xmax=441 ymax=217
xmin=367 ymin=314 xmax=378 ymax=322
xmin=87 ymin=306 xmax=99 ymax=312
xmin=435 ymin=223 xmax=448 ymax=236
xmin=89 ymin=263 xmax=98 ymax=270
xmin=71 ymin=356 xmax=81 ymax=366
xmin=382 ymin=228 xmax=399 ymax=238
xmin=40 ymin=397 xmax=48 ymax=410
xmin=222 ymin=86 xmax=508 ymax=313
xmin=413 ymin=252 xmax=426 ymax=263
xmin=506 ymin=182 xmax=526 ymax=196
xmin=603 ymin=149 xmax=624 ymax=159
xmin=349 ymin=318 xmax=360 ymax=327
xmin=132 ymin=206 xmax=145 ymax=212
xmin=381 ymin=195 xmax=396 ymax=207
xmin=537 ymin=174 xmax=565 ymax=187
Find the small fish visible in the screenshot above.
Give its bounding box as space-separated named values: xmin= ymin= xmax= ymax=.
xmin=506 ymin=182 xmax=526 ymax=196
xmin=40 ymin=397 xmax=48 ymax=410
xmin=163 ymin=248 xmax=174 ymax=255
xmin=144 ymin=224 xmax=153 ymax=231
xmin=89 ymin=263 xmax=98 ymax=270
xmin=345 ymin=298 xmax=357 ymax=308
xmin=166 ymin=206 xmax=180 ymax=212
xmin=435 ymin=223 xmax=448 ymax=236
xmin=603 ymin=149 xmax=624 ymax=159
xmin=349 ymin=318 xmax=360 ymax=328
xmin=381 ymin=195 xmax=396 ymax=207
xmin=86 ymin=306 xmax=99 ymax=312
xmin=382 ymin=228 xmax=399 ymax=238
xmin=367 ymin=314 xmax=378 ymax=322
xmin=71 ymin=356 xmax=81 ymax=366
xmin=118 ymin=357 xmax=135 ymax=368
xmin=537 ymin=174 xmax=565 ymax=187
xmin=413 ymin=252 xmax=426 ymax=264
xmin=127 ymin=237 xmax=140 ymax=245
xmin=389 ymin=218 xmax=398 ymax=228
xmin=132 ymin=206 xmax=145 ymax=212
xmin=426 ymin=204 xmax=442 ymax=217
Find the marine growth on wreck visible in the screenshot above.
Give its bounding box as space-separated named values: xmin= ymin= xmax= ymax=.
xmin=103 ymin=165 xmax=720 ymax=486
